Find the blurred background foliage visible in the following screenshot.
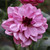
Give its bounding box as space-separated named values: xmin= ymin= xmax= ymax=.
xmin=0 ymin=0 xmax=50 ymax=50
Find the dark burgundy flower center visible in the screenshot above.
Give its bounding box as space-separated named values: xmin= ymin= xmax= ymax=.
xmin=22 ymin=17 xmax=32 ymax=26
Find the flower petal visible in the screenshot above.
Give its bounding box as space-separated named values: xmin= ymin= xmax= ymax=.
xmin=28 ymin=27 xmax=38 ymax=36
xmin=30 ymin=36 xmax=37 ymax=42
xmin=1 ymin=18 xmax=14 ymax=31
xmin=13 ymin=37 xmax=21 ymax=45
xmin=7 ymin=7 xmax=18 ymax=18
xmin=37 ymin=34 xmax=43 ymax=39
xmin=24 ymin=39 xmax=32 ymax=46
xmin=21 ymin=24 xmax=27 ymax=31
xmin=33 ymin=22 xmax=43 ymax=27
xmin=5 ymin=30 xmax=13 ymax=36
xmin=37 ymin=26 xmax=45 ymax=34
xmin=10 ymin=24 xmax=20 ymax=32
xmin=21 ymin=43 xmax=26 ymax=47
xmin=24 ymin=29 xmax=30 ymax=38
xmin=43 ymin=23 xmax=48 ymax=29
xmin=13 ymin=12 xmax=22 ymax=24
xmin=7 ymin=7 xmax=15 ymax=18
xmin=19 ymin=33 xmax=27 ymax=43
xmin=34 ymin=14 xmax=43 ymax=22
xmin=21 ymin=39 xmax=32 ymax=47
xmin=13 ymin=33 xmax=19 ymax=40
xmin=35 ymin=9 xmax=42 ymax=16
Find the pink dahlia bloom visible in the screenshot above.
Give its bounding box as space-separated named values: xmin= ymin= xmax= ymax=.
xmin=19 ymin=0 xmax=44 ymax=6
xmin=2 ymin=4 xmax=48 ymax=47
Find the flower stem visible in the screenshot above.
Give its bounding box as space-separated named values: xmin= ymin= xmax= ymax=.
xmin=28 ymin=42 xmax=36 ymax=50
xmin=21 ymin=47 xmax=26 ymax=50
xmin=29 ymin=46 xmax=31 ymax=50
xmin=12 ymin=38 xmax=17 ymax=50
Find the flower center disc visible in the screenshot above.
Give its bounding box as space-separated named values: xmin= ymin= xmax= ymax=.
xmin=22 ymin=17 xmax=32 ymax=26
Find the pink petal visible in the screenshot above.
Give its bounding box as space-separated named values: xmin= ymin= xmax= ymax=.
xmin=37 ymin=34 xmax=43 ymax=39
xmin=21 ymin=24 xmax=27 ymax=31
xmin=28 ymin=27 xmax=38 ymax=36
xmin=22 ymin=4 xmax=37 ymax=18
xmin=18 ymin=7 xmax=27 ymax=17
xmin=30 ymin=36 xmax=37 ymax=42
xmin=42 ymin=17 xmax=47 ymax=23
xmin=31 ymin=19 xmax=36 ymax=24
xmin=19 ymin=33 xmax=27 ymax=43
xmin=37 ymin=26 xmax=45 ymax=34
xmin=13 ymin=33 xmax=19 ymax=40
xmin=34 ymin=14 xmax=43 ymax=22
xmin=1 ymin=18 xmax=14 ymax=31
xmin=10 ymin=24 xmax=20 ymax=32
xmin=37 ymin=0 xmax=44 ymax=3
xmin=24 ymin=39 xmax=32 ymax=45
xmin=7 ymin=7 xmax=18 ymax=18
xmin=21 ymin=43 xmax=26 ymax=47
xmin=13 ymin=12 xmax=22 ymax=24
xmin=5 ymin=30 xmax=13 ymax=36
xmin=29 ymin=12 xmax=36 ymax=19
xmin=21 ymin=39 xmax=32 ymax=47
xmin=24 ymin=29 xmax=30 ymax=38
xmin=35 ymin=9 xmax=42 ymax=16
xmin=43 ymin=23 xmax=48 ymax=29
xmin=7 ymin=7 xmax=14 ymax=14
xmin=26 ymin=7 xmax=37 ymax=18
xmin=7 ymin=7 xmax=14 ymax=18
xmin=33 ymin=22 xmax=43 ymax=27
xmin=13 ymin=37 xmax=21 ymax=45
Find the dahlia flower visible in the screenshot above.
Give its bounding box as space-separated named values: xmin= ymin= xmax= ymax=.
xmin=19 ymin=0 xmax=44 ymax=6
xmin=1 ymin=4 xmax=48 ymax=47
